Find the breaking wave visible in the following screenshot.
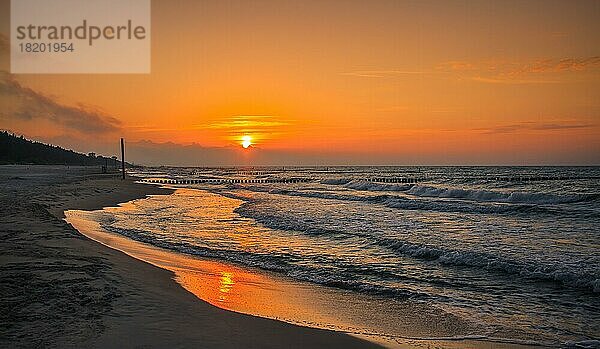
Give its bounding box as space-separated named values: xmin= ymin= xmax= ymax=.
xmin=230 ymin=185 xmax=579 ymax=216
xmin=233 ymin=201 xmax=600 ymax=293
xmin=406 ymin=185 xmax=599 ymax=205
xmin=343 ymin=180 xmax=413 ymax=192
xmin=101 ymin=224 xmax=424 ymax=299
xmin=376 ymin=238 xmax=600 ymax=293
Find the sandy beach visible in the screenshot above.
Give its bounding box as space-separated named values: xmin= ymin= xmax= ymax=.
xmin=0 ymin=165 xmax=381 ymax=348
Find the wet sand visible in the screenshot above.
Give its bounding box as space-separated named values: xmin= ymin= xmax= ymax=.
xmin=0 ymin=165 xmax=381 ymax=348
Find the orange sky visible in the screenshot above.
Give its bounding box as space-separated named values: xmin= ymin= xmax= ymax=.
xmin=1 ymin=0 xmax=599 ymax=165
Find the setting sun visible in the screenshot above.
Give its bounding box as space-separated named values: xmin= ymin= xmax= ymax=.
xmin=241 ymin=135 xmax=252 ymax=149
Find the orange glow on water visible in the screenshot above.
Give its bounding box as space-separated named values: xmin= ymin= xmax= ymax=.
xmin=66 ymin=209 xmax=281 ymax=310
xmin=64 ymin=214 xmax=381 ymax=342
xmin=218 ymin=272 xmax=234 ymax=302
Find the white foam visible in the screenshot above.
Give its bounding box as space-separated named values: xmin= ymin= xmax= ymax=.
xmin=564 ymin=339 xmax=600 ymax=349
xmin=406 ymin=185 xmax=592 ymax=205
xmin=344 ymin=180 xmax=413 ymax=192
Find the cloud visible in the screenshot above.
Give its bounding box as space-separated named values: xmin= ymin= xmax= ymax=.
xmin=342 ymin=57 xmax=600 ymax=83
xmin=194 ymin=115 xmax=292 ymax=142
xmin=439 ymin=57 xmax=600 ymax=84
xmin=477 ymin=121 xmax=595 ymax=134
xmin=470 ymin=76 xmax=560 ymax=84
xmin=123 ymin=139 xmax=412 ymax=167
xmin=124 ymin=140 xmax=242 ymax=166
xmin=437 ymin=57 xmax=600 ymax=74
xmin=375 ymin=106 xmax=411 ymax=112
xmin=204 ymin=115 xmax=289 ymax=129
xmin=435 ymin=61 xmax=476 ymax=71
xmin=340 ymin=70 xmax=429 ymax=78
xmin=0 ymin=72 xmax=121 ymax=134
xmin=512 ymin=57 xmax=600 ymax=75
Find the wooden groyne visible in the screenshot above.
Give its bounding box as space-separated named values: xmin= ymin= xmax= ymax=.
xmin=140 ymin=175 xmax=598 ymax=186
xmin=365 ymin=177 xmax=422 ymax=183
xmin=449 ymin=175 xmax=600 ymax=182
xmin=142 ymin=178 xmax=314 ymax=184
xmin=490 ymin=176 xmax=600 ymax=182
xmin=141 ymin=176 xmax=424 ymax=185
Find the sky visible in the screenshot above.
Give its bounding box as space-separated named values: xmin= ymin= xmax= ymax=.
xmin=1 ymin=0 xmax=599 ymax=166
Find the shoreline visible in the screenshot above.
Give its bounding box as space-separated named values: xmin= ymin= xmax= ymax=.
xmin=64 ymin=183 xmax=544 ymax=349
xmin=0 ymin=165 xmax=381 ymax=348
xmin=65 ymin=195 xmax=548 ymax=349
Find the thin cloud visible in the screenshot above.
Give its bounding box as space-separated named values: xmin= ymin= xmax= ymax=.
xmin=198 ymin=115 xmax=291 ymax=132
xmin=550 ymin=31 xmax=568 ymax=39
xmin=0 ymin=72 xmax=121 ymax=134
xmin=205 ymin=115 xmax=289 ymax=129
xmin=125 ymin=125 xmax=187 ymax=133
xmin=341 ymin=70 xmax=430 ymax=78
xmin=436 ymin=56 xmax=600 ymax=84
xmin=470 ymin=76 xmax=560 ymax=84
xmin=191 ymin=115 xmax=292 ymax=144
xmin=513 ymin=57 xmax=600 ymax=75
xmin=125 ymin=116 xmax=292 ymax=140
xmin=437 ymin=57 xmax=600 ymax=74
xmin=477 ymin=121 xmax=595 ymax=134
xmin=435 ymin=61 xmax=476 ymax=71
xmin=342 ymin=56 xmax=599 ymax=82
xmin=375 ymin=106 xmax=411 ymax=112
xmin=531 ymin=123 xmax=595 ymax=131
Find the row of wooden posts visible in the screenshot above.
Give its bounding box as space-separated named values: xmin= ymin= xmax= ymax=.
xmin=143 ymin=178 xmax=313 ymax=184
xmin=487 ymin=176 xmax=597 ymax=182
xmin=141 ymin=175 xmax=596 ymax=185
xmin=142 ymin=177 xmax=424 ymax=185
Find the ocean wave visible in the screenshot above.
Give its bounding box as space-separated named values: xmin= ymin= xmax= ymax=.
xmin=231 ymin=185 xmax=581 ymax=216
xmin=233 ymin=200 xmax=599 ymax=293
xmin=564 ymin=339 xmax=600 ymax=349
xmin=234 ymin=202 xmax=358 ymax=238
xmin=406 ymin=185 xmax=599 ymax=205
xmin=101 ymin=224 xmax=424 ymax=299
xmin=343 ymin=180 xmax=413 ymax=192
xmin=377 ymin=238 xmax=600 ymax=293
xmin=104 ymin=218 xmax=600 ymax=295
xmin=320 ymin=178 xmax=352 ymax=185
xmin=320 ymin=178 xmax=416 ymax=192
xmin=379 ymin=195 xmax=543 ymax=215
xmin=230 ymin=185 xmax=381 ymax=204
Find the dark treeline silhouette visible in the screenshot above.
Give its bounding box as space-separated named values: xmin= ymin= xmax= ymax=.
xmin=0 ymin=131 xmax=127 ymax=167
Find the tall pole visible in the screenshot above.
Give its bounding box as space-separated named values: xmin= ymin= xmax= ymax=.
xmin=121 ymin=138 xmax=125 ymax=179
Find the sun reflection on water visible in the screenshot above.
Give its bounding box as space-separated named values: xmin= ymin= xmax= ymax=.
xmin=218 ymin=271 xmax=235 ymax=302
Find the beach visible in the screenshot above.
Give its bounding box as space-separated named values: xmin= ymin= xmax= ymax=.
xmin=0 ymin=165 xmax=381 ymax=348
xmin=1 ymin=165 xmax=596 ymax=349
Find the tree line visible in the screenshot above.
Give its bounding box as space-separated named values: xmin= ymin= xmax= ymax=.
xmin=0 ymin=131 xmax=126 ymax=166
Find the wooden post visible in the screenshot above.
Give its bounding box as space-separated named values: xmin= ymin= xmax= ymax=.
xmin=120 ymin=138 xmax=125 ymax=179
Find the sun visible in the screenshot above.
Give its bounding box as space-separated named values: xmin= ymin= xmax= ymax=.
xmin=241 ymin=135 xmax=252 ymax=148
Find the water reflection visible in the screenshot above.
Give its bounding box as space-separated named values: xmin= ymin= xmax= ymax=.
xmin=218 ymin=271 xmax=234 ymax=302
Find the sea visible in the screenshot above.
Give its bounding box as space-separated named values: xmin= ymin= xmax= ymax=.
xmin=87 ymin=166 xmax=600 ymax=347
